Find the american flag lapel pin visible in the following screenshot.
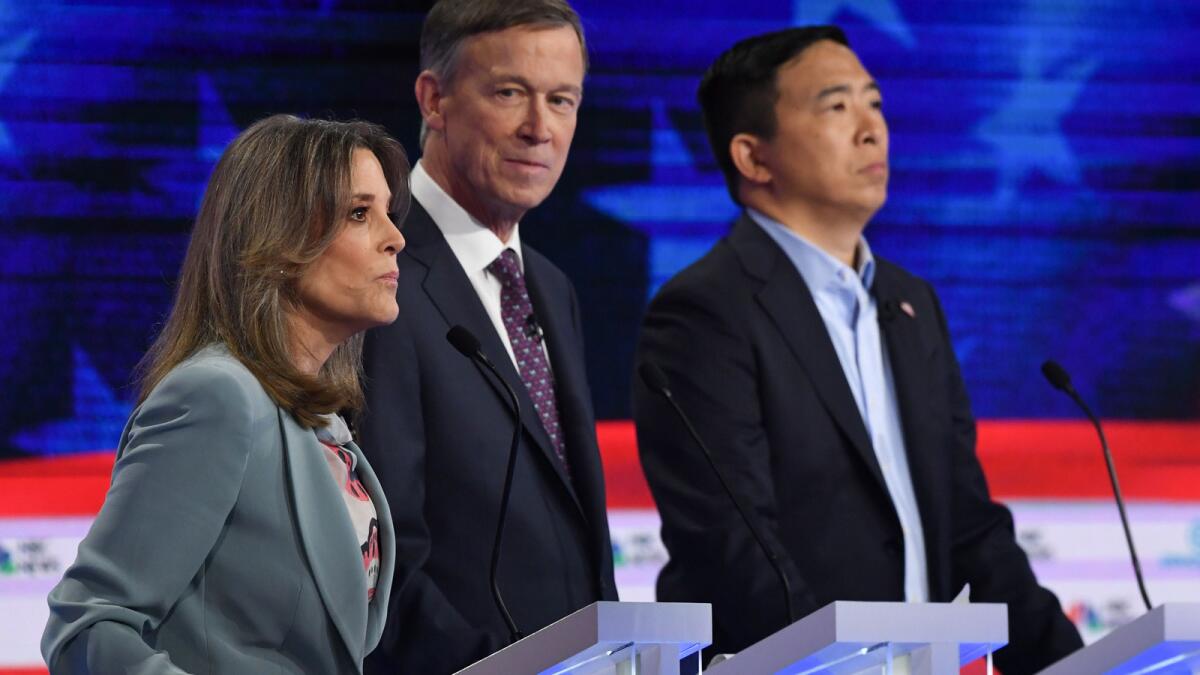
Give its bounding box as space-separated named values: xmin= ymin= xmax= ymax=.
xmin=899 ymin=301 xmax=916 ymax=318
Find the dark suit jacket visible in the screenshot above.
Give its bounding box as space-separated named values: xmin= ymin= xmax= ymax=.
xmin=633 ymin=214 xmax=1082 ymax=675
xmin=360 ymin=201 xmax=618 ymax=675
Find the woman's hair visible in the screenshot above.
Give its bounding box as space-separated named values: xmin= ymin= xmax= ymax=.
xmin=136 ymin=114 xmax=410 ymax=428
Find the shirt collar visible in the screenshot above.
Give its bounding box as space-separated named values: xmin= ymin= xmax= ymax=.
xmin=747 ymin=207 xmax=875 ymax=293
xmin=410 ymin=160 xmax=525 ymax=273
xmin=316 ymin=414 xmax=353 ymax=446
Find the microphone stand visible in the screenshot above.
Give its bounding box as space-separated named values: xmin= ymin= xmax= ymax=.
xmin=640 ymin=363 xmax=797 ymax=625
xmin=1042 ymin=360 xmax=1152 ymax=612
xmin=448 ymin=326 xmax=524 ymax=643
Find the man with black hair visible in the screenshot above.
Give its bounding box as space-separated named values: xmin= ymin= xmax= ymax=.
xmin=633 ymin=26 xmax=1082 ymax=674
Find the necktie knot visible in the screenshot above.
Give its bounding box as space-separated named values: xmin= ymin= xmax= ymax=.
xmin=488 ymin=248 xmax=522 ymax=284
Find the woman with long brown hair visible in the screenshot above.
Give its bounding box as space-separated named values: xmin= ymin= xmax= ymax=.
xmin=42 ymin=114 xmax=408 ymax=674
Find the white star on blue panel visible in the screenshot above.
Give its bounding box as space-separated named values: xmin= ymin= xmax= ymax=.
xmin=976 ymin=48 xmax=1097 ymax=206
xmin=793 ymin=0 xmax=915 ymax=48
xmin=583 ymin=98 xmax=734 ymax=297
xmin=0 ymin=25 xmax=36 ymax=153
xmin=9 ymin=346 xmax=132 ymax=455
xmin=198 ymin=73 xmax=240 ymax=163
xmin=1168 ymin=284 xmax=1200 ymax=327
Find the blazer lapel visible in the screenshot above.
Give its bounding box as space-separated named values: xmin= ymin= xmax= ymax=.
xmin=344 ymin=438 xmax=396 ymax=649
xmin=872 ymin=267 xmax=943 ymax=540
xmin=522 ymin=252 xmax=591 ymax=515
xmin=404 ymin=203 xmax=582 ymax=510
xmin=277 ymin=410 xmax=368 ymax=669
xmin=729 ymin=215 xmax=888 ymax=495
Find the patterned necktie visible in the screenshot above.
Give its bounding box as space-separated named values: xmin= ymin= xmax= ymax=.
xmin=487 ymin=248 xmax=569 ymax=474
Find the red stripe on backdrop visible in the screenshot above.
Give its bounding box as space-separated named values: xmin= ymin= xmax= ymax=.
xmin=0 ymin=421 xmax=1198 ymax=516
xmin=972 ymin=420 xmax=1200 ymax=500
xmin=0 ymin=421 xmax=1196 ymax=675
xmin=0 ymin=451 xmax=114 ymax=516
xmin=596 ymin=420 xmax=1200 ymax=509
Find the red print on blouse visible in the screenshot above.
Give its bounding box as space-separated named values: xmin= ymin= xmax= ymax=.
xmin=324 ymin=443 xmax=370 ymax=501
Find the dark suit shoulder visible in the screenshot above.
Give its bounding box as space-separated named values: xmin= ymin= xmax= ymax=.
xmin=651 ymin=237 xmax=746 ymax=305
xmin=873 ymin=255 xmax=932 ymax=294
xmin=870 ymin=255 xmax=949 ymax=335
xmin=638 ymin=238 xmax=762 ymax=357
xmin=523 ymin=243 xmax=573 ymax=292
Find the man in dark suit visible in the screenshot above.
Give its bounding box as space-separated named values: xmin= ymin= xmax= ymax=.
xmin=632 ymin=26 xmax=1082 ymax=674
xmin=359 ymin=2 xmax=616 ymax=673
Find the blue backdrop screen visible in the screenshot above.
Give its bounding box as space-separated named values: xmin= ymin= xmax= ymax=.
xmin=1 ymin=0 xmax=1198 ymax=458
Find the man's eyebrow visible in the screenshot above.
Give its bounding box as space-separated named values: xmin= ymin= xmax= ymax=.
xmin=492 ymin=72 xmax=583 ymax=97
xmin=556 ymin=81 xmax=585 ymax=97
xmin=815 ymin=81 xmax=881 ymax=100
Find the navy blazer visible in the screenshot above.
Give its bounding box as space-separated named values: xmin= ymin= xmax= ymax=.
xmin=633 ymin=214 xmax=1082 ymax=675
xmin=360 ymin=201 xmax=617 ymax=675
xmin=42 ymin=345 xmax=396 ymax=674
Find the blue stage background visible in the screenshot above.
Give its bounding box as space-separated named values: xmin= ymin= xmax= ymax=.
xmin=1 ymin=0 xmax=1198 ymax=458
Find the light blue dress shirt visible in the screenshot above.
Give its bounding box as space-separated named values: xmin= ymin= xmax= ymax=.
xmin=749 ymin=208 xmax=930 ymax=602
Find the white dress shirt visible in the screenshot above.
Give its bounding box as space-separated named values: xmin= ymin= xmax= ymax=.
xmin=409 ymin=160 xmax=551 ymax=370
xmin=750 ymin=208 xmax=930 ymax=603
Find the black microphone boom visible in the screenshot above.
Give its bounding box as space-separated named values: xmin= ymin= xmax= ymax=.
xmin=1041 ymin=359 xmax=1153 ymax=612
xmin=446 ymin=324 xmax=483 ymax=359
xmin=446 ymin=325 xmax=524 ymax=643
xmin=638 ymin=362 xmax=797 ymax=625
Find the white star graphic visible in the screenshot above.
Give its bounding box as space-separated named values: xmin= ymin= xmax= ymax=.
xmin=0 ymin=26 xmax=36 ymax=153
xmin=976 ymin=44 xmax=1098 ymax=206
xmin=1168 ymin=283 xmax=1200 ymax=327
xmin=975 ymin=0 xmax=1099 ymax=208
xmin=648 ymin=98 xmax=704 ymax=184
xmin=9 ymin=346 xmax=131 ymax=454
xmin=144 ymin=73 xmax=245 ymax=215
xmin=197 ymin=73 xmax=239 ymax=162
xmin=582 ymin=98 xmax=734 ymax=295
xmin=793 ymin=0 xmax=915 ymax=48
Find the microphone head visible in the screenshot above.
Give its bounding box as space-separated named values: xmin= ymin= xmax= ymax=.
xmin=1041 ymin=359 xmax=1073 ymax=393
xmin=638 ymin=362 xmax=672 ymax=395
xmin=879 ymin=298 xmax=898 ymax=323
xmin=446 ymin=325 xmax=482 ymax=359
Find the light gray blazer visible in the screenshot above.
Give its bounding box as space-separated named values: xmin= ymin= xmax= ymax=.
xmin=42 ymin=345 xmax=396 ymax=674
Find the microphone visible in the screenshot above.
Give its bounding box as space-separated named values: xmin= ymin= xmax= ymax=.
xmin=879 ymin=298 xmax=899 ymax=323
xmin=523 ymin=314 xmax=544 ymax=343
xmin=1041 ymin=359 xmax=1152 ymax=612
xmin=879 ymin=298 xmax=916 ymax=323
xmin=446 ymin=325 xmax=524 ymax=643
xmin=639 ymin=362 xmax=797 ymax=625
